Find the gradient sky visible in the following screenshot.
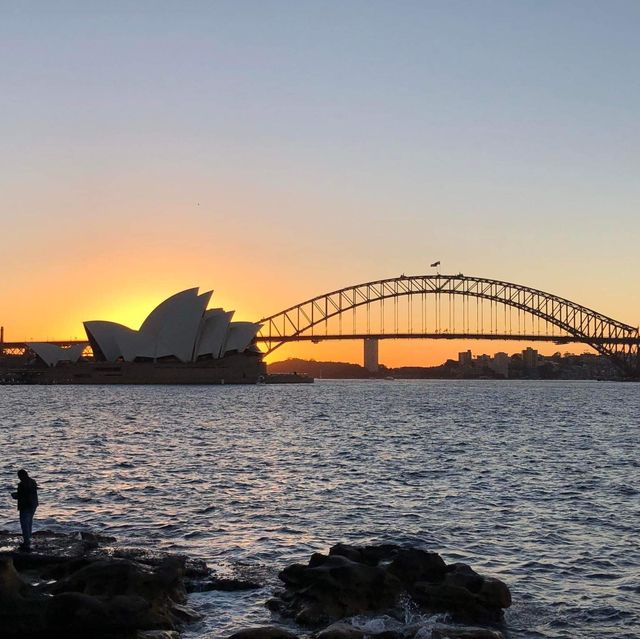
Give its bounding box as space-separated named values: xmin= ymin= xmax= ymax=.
xmin=2 ymin=1 xmax=639 ymax=366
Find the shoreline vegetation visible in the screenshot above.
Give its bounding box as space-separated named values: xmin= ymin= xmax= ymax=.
xmin=0 ymin=530 xmax=510 ymax=639
xmin=268 ymin=353 xmax=623 ymax=381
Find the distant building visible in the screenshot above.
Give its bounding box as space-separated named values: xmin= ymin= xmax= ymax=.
xmin=458 ymin=350 xmax=472 ymax=366
xmin=522 ymin=347 xmax=539 ymax=369
xmin=476 ymin=354 xmax=491 ymax=366
xmin=490 ymin=352 xmax=509 ymax=378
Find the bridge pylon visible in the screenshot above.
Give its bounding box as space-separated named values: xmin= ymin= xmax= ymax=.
xmin=364 ymin=338 xmax=379 ymax=373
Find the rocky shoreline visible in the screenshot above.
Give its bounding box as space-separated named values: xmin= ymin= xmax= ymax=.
xmin=256 ymin=542 xmax=510 ymax=639
xmin=0 ymin=531 xmax=511 ymax=639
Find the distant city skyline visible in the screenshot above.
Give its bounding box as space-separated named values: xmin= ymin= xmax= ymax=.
xmin=2 ymin=2 xmax=639 ymax=366
xmin=268 ymin=346 xmax=621 ymax=380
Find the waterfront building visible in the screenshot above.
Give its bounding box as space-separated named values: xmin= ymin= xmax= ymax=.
xmin=3 ymin=288 xmax=267 ymax=384
xmin=458 ymin=350 xmax=472 ymax=366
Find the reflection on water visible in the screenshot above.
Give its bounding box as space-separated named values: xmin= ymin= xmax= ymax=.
xmin=1 ymin=380 xmax=638 ymax=638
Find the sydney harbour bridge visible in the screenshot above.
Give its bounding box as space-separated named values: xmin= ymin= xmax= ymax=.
xmin=1 ymin=274 xmax=639 ymax=377
xmin=256 ymin=274 xmax=640 ymax=378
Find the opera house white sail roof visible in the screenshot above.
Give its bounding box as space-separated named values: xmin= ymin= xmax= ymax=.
xmin=29 ymin=288 xmax=262 ymax=367
xmin=27 ymin=343 xmax=87 ymax=368
xmin=84 ymin=288 xmax=262 ymax=364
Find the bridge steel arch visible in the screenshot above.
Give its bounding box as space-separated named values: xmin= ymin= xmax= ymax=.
xmin=257 ymin=275 xmax=640 ymax=377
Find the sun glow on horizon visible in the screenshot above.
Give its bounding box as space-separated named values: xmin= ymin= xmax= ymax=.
xmin=262 ymin=339 xmax=592 ymax=368
xmin=2 ymin=2 xmax=639 ymax=364
xmin=1 ymin=272 xmax=631 ymax=369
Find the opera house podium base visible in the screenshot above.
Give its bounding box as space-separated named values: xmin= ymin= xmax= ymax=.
xmin=4 ymin=352 xmax=267 ymax=385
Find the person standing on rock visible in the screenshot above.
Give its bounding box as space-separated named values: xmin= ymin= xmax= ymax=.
xmin=11 ymin=469 xmax=39 ymax=552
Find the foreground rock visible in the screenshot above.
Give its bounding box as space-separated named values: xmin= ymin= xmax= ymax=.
xmin=256 ymin=543 xmax=510 ymax=639
xmin=0 ymin=529 xmax=206 ymax=638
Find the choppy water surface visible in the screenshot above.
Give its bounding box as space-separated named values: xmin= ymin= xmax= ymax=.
xmin=1 ymin=380 xmax=638 ymax=638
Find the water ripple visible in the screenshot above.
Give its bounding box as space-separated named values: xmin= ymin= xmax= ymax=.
xmin=1 ymin=380 xmax=638 ymax=638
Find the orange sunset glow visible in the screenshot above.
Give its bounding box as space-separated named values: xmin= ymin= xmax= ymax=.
xmin=2 ymin=6 xmax=640 ymax=639
xmin=2 ymin=3 xmax=638 ymax=369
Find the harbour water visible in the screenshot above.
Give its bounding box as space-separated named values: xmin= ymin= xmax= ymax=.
xmin=1 ymin=380 xmax=638 ymax=638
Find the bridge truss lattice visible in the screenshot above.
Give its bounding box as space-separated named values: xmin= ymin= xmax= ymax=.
xmin=257 ymin=275 xmax=640 ymax=377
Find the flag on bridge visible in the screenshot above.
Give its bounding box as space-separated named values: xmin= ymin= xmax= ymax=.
xmin=430 ymin=261 xmax=441 ymax=267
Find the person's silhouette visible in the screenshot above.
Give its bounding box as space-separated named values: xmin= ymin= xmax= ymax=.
xmin=11 ymin=469 xmax=39 ymax=552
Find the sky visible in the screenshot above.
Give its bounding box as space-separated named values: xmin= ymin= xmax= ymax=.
xmin=1 ymin=1 xmax=639 ymax=366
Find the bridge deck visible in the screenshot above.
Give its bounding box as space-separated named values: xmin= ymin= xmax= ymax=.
xmin=255 ymin=333 xmax=639 ymax=345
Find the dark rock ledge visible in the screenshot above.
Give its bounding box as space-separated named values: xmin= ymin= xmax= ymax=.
xmin=228 ymin=543 xmax=511 ymax=639
xmin=0 ymin=529 xmax=257 ymax=639
xmin=1 ymin=532 xmax=511 ymax=639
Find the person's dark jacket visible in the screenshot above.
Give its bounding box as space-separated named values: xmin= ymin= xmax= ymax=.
xmin=12 ymin=478 xmax=39 ymax=512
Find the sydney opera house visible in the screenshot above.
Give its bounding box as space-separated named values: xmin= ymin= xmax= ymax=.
xmin=2 ymin=288 xmax=267 ymax=384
